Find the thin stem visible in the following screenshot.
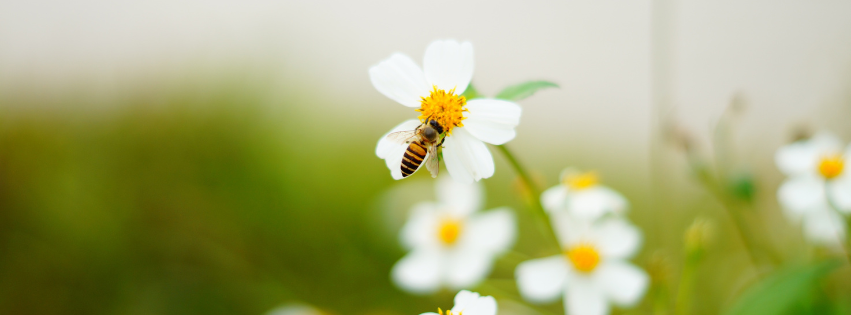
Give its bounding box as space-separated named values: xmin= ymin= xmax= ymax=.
xmin=686 ymin=152 xmax=767 ymax=270
xmin=674 ymin=254 xmax=698 ymax=315
xmin=824 ymin=186 xmax=851 ymax=265
xmin=495 ymin=144 xmax=561 ymax=251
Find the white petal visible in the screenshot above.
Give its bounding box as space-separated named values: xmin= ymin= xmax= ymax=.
xmin=369 ymin=53 xmax=430 ymax=107
xmin=459 ymin=207 xmax=516 ymax=253
xmin=549 ymin=210 xmax=586 ymax=248
xmin=541 ymin=185 xmax=569 ymax=213
xmin=594 ymin=219 xmax=642 ymax=260
xmin=442 ymin=127 xmax=495 ymax=183
xmin=445 ymin=250 xmax=494 ymax=290
xmin=802 ymin=208 xmax=846 ymax=247
xmin=565 ymin=277 xmax=609 ymax=315
xmin=775 ymin=140 xmax=821 ymax=176
xmin=436 ymin=174 xmax=483 ymax=216
xmin=515 ymin=256 xmax=569 ymax=303
xmin=777 ymin=176 xmax=826 ymax=219
xmin=828 ymin=176 xmax=851 ymax=214
xmin=594 ymin=261 xmax=649 ymax=307
xmin=810 ymin=131 xmax=844 ymax=153
xmin=400 ymin=202 xmax=440 ymax=249
xmin=377 ymin=119 xmax=423 ymax=158
xmin=568 ymin=187 xmax=629 ymax=221
xmin=463 ymin=99 xmax=522 ymax=145
xmin=452 ymin=291 xmax=497 ymax=315
xmin=391 ymin=249 xmax=443 ymax=294
xmin=423 ymin=40 xmax=474 ymax=95
xmin=420 ymin=313 xmax=440 ymax=315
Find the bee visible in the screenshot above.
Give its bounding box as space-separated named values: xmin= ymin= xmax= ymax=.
xmin=385 ymin=119 xmax=445 ymax=178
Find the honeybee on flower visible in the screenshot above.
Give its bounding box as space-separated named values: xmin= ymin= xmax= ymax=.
xmin=372 ymin=39 xmax=523 ymax=183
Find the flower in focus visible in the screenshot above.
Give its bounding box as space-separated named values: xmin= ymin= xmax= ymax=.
xmin=372 ymin=39 xmax=523 ymax=183
xmin=392 ymin=176 xmax=516 ymax=294
xmin=421 ymin=290 xmax=497 ymax=315
xmin=515 ymin=214 xmax=648 ymax=315
xmin=540 ymin=168 xmax=628 ymax=221
xmin=775 ymin=131 xmax=851 ymax=245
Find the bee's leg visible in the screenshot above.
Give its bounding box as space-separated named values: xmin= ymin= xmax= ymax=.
xmin=438 ymin=136 xmax=446 ymax=148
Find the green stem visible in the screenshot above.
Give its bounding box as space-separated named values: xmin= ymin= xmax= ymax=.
xmin=687 ymin=152 xmax=768 ymax=270
xmin=496 ymin=144 xmax=561 ymax=251
xmin=824 ymin=186 xmax=851 ymax=266
xmin=675 ymin=254 xmax=698 ymax=315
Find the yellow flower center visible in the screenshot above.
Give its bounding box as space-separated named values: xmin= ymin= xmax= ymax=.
xmin=417 ymin=86 xmax=467 ymax=134
xmin=566 ymin=243 xmax=601 ymax=273
xmin=438 ymin=308 xmax=461 ymax=315
xmin=563 ymin=171 xmax=599 ymax=190
xmin=437 ymin=218 xmax=463 ymax=245
xmin=818 ymin=155 xmax=845 ymax=179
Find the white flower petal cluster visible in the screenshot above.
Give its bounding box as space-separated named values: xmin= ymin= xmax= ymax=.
xmin=517 ymin=168 xmax=647 ymax=315
xmin=541 ymin=168 xmax=628 ymax=221
xmin=392 ymin=176 xmax=516 ymax=294
xmin=421 ymin=290 xmax=497 ymax=315
xmin=775 ymin=132 xmax=851 ymax=246
xmin=371 ymin=39 xmax=523 ymax=183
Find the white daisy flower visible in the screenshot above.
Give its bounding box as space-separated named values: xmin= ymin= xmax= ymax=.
xmin=540 ymin=168 xmax=628 ymax=221
xmin=775 ymin=131 xmax=851 ymax=246
xmin=392 ymin=176 xmax=516 ymax=294
xmin=515 ymin=213 xmax=648 ymax=315
xmin=372 ymin=39 xmax=523 ymax=183
xmin=421 ymin=290 xmax=497 ymax=315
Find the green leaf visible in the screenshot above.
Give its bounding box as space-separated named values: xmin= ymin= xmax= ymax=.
xmin=495 ymin=81 xmax=558 ymax=101
xmin=462 ymin=83 xmax=482 ymax=100
xmin=725 ymin=260 xmax=842 ymax=315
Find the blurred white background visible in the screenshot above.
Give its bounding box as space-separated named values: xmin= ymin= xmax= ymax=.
xmin=2 ymin=0 xmax=851 ymax=182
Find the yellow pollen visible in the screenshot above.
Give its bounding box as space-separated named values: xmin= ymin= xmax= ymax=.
xmin=438 ymin=308 xmax=461 ymax=315
xmin=417 ymin=86 xmax=467 ymax=134
xmin=437 ymin=218 xmax=463 ymax=245
xmin=563 ymin=171 xmax=599 ymax=190
xmin=818 ymin=155 xmax=845 ymax=179
xmin=566 ymin=243 xmax=601 ymax=273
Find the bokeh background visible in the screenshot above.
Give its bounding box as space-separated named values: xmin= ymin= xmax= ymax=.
xmin=2 ymin=1 xmax=851 ymax=314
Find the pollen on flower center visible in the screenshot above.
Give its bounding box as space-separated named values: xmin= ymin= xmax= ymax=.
xmin=566 ymin=243 xmax=601 ymax=273
xmin=818 ymin=155 xmax=845 ymax=179
xmin=437 ymin=218 xmax=463 ymax=245
xmin=417 ymin=86 xmax=467 ymax=134
xmin=564 ymin=171 xmax=599 ymax=190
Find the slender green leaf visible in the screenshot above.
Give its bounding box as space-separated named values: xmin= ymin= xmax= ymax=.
xmin=725 ymin=260 xmax=842 ymax=315
xmin=462 ymin=83 xmax=482 ymax=100
xmin=495 ymin=80 xmax=558 ymax=101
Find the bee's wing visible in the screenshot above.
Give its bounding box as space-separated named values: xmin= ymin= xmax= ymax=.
xmin=424 ymin=143 xmax=440 ymax=178
xmin=385 ymin=130 xmax=418 ymax=145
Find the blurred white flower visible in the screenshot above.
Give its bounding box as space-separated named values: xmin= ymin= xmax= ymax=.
xmin=515 ymin=214 xmax=648 ymax=315
xmin=540 ymin=168 xmax=628 ymax=221
xmin=372 ymin=39 xmax=522 ymax=183
xmin=421 ymin=290 xmax=497 ymax=315
xmin=775 ymin=131 xmax=851 ymax=246
xmin=392 ymin=176 xmax=516 ymax=294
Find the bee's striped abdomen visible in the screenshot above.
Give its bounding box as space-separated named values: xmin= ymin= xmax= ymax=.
xmin=401 ymin=141 xmax=427 ymax=177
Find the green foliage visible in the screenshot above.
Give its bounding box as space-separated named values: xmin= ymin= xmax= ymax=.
xmin=495 ymin=81 xmax=558 ymax=101
xmin=724 ymin=260 xmax=842 ymax=315
xmin=727 ymin=172 xmax=756 ymax=203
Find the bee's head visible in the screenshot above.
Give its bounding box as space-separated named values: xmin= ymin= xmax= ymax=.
xmin=423 ymin=125 xmax=439 ymax=142
xmin=428 ymin=119 xmax=444 ymax=134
